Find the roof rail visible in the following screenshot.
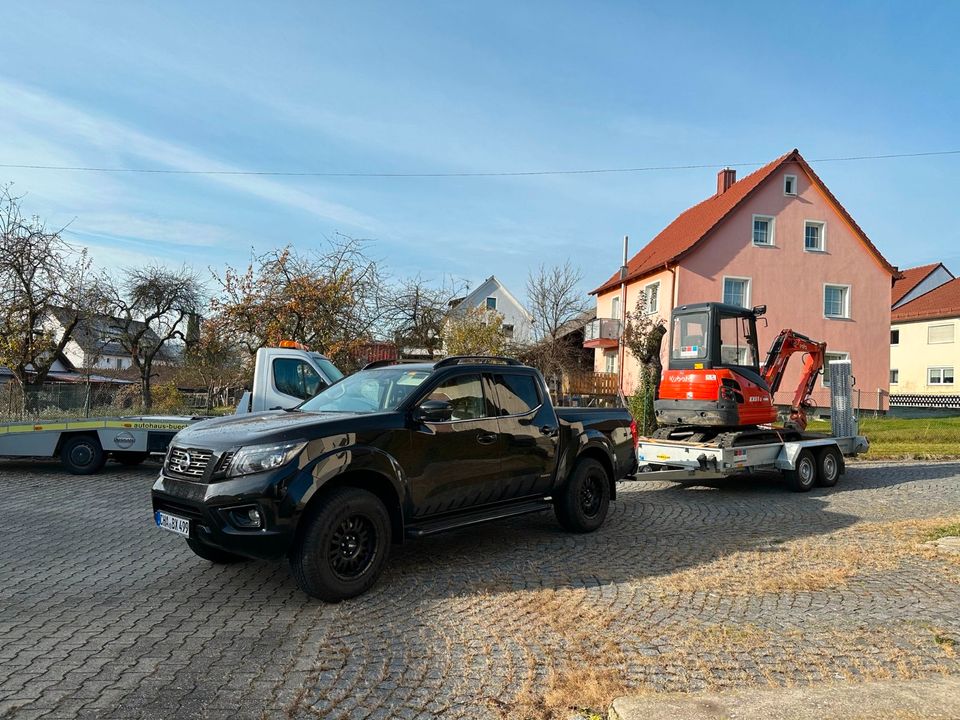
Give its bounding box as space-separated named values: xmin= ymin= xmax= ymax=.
xmin=434 ymin=355 xmax=523 ymax=368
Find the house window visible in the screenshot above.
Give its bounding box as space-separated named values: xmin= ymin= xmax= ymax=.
xmin=611 ymin=296 xmax=620 ymax=320
xmin=752 ymin=215 xmax=775 ymax=246
xmin=928 ymin=324 xmax=955 ymax=344
xmin=115 ymin=358 xmax=122 ymax=370
xmin=890 ymin=369 xmax=899 ymax=384
xmin=723 ymin=277 xmax=751 ymax=308
xmin=604 ymin=352 xmax=616 ymax=374
xmin=822 ymin=351 xmax=850 ymax=387
xmin=784 ymin=175 xmax=797 ymax=196
xmin=928 ymin=367 xmax=955 ymax=385
xmin=824 ymin=284 xmax=850 ymax=319
xmin=643 ymin=282 xmax=660 ymax=314
xmin=891 ymin=329 xmax=899 ymax=345
xmin=804 ymin=221 xmax=826 ymax=252
xmin=502 ymin=324 xmax=514 ymax=340
xmin=485 ymin=297 xmax=497 ymax=311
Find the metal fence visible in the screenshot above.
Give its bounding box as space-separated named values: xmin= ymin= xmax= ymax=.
xmin=0 ymin=382 xmax=133 ymax=421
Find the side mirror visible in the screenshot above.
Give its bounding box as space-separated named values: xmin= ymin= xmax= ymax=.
xmin=416 ymin=399 xmax=453 ymax=423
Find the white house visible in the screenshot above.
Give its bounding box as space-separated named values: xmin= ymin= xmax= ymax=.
xmin=45 ymin=308 xmax=172 ymax=371
xmin=447 ymin=276 xmax=534 ymax=345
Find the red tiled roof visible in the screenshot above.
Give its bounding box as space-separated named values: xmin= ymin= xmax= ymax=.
xmin=891 ymin=276 xmax=960 ymax=323
xmin=891 ymin=262 xmax=941 ymax=305
xmin=591 ymin=149 xmax=898 ymax=295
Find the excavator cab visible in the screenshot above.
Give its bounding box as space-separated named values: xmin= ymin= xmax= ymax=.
xmin=656 ymin=302 xmax=778 ymax=428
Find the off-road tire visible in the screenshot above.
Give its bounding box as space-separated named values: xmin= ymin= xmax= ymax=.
xmin=186 ymin=537 xmax=248 ymax=564
xmin=289 ymin=487 xmax=391 ymax=602
xmin=785 ymin=448 xmax=818 ymax=492
xmin=114 ymin=452 xmax=149 ymax=466
xmin=554 ymin=457 xmax=611 ymax=533
xmin=60 ymin=435 xmax=106 ymax=475
xmin=815 ymin=446 xmax=843 ymax=487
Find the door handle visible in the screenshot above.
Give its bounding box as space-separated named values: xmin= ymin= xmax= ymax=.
xmin=476 ymin=432 xmax=498 ymax=446
xmin=540 ymin=425 xmax=558 ymax=437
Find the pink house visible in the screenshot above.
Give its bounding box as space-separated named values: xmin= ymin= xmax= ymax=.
xmin=586 ymin=149 xmax=898 ymax=411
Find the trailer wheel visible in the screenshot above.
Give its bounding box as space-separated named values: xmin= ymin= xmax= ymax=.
xmin=186 ymin=537 xmax=248 ymax=564
xmin=60 ymin=435 xmax=106 ymax=475
xmin=554 ymin=457 xmax=611 ymax=533
xmin=815 ymin=447 xmax=843 ymax=488
xmin=785 ymin=448 xmax=817 ymax=492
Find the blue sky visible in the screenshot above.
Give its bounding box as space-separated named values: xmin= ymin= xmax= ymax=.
xmin=0 ymin=1 xmax=957 ymax=301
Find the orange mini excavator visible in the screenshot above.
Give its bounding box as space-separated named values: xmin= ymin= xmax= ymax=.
xmin=654 ymin=302 xmax=826 ymax=437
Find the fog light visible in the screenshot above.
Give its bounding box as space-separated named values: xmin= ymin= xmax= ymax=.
xmin=229 ymin=506 xmax=263 ymax=529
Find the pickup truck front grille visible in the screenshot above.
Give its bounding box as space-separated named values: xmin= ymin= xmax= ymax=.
xmin=165 ymin=447 xmax=213 ymax=479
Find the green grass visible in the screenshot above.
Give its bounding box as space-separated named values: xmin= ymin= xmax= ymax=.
xmin=807 ymin=416 xmax=960 ymax=459
xmin=923 ymin=522 xmax=960 ymax=542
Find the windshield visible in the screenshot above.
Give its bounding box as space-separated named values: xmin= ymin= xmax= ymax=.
xmin=311 ymin=353 xmax=344 ymax=383
xmin=672 ymin=312 xmax=709 ymax=360
xmin=300 ymin=367 xmax=430 ymax=413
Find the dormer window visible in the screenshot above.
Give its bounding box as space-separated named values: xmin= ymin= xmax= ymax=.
xmin=784 ymin=175 xmax=797 ymax=196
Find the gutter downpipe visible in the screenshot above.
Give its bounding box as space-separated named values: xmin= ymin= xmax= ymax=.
xmin=617 ymin=236 xmax=628 ymax=401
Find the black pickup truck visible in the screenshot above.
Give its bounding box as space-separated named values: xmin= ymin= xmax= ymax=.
xmin=152 ymin=356 xmax=637 ymax=601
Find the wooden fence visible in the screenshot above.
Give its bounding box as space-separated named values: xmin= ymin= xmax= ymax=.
xmin=562 ymin=371 xmax=619 ymax=396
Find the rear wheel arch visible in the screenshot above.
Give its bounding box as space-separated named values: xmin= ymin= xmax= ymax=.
xmin=576 ymin=445 xmax=616 ymax=500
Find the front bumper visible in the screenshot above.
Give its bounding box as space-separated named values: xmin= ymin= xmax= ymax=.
xmin=654 ymin=398 xmax=741 ymax=427
xmin=151 ymin=471 xmax=295 ymax=561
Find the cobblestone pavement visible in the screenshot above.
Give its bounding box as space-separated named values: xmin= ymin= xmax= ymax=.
xmin=1 ymin=459 xmax=959 ymax=719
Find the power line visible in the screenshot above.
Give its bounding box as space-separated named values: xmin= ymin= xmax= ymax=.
xmin=0 ymin=149 xmax=957 ymax=179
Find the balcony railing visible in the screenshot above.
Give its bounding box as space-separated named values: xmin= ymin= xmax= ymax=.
xmin=583 ymin=318 xmax=622 ymax=348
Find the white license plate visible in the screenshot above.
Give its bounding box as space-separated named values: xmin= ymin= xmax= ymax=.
xmin=155 ymin=510 xmax=190 ymax=537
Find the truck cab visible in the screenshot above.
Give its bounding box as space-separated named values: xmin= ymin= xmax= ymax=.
xmin=237 ymin=344 xmax=344 ymax=414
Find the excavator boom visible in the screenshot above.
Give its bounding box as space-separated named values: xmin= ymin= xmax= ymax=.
xmin=760 ymin=330 xmax=826 ymax=430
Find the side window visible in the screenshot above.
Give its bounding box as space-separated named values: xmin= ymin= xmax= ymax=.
xmin=492 ymin=373 xmax=541 ymax=415
xmin=272 ymin=358 xmax=325 ymax=400
xmin=424 ymin=374 xmax=491 ymax=421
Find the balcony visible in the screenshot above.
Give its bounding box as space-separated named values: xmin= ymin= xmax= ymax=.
xmin=583 ymin=318 xmax=621 ymax=349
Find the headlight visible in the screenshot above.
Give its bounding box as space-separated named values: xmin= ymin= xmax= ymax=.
xmin=227 ymin=441 xmax=306 ymax=477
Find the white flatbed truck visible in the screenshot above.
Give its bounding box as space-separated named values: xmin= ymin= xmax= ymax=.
xmin=635 ymin=360 xmax=869 ymax=491
xmin=0 ymin=345 xmax=343 ymax=474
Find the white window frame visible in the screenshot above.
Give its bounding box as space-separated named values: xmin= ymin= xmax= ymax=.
xmin=927 ymin=323 xmax=955 ymax=345
xmin=890 ymin=368 xmax=899 ymax=385
xmin=891 ymin=329 xmax=899 ymax=346
xmin=784 ymin=174 xmax=797 ymax=196
xmin=928 ymin=367 xmax=955 ymax=386
xmin=485 ymin=297 xmax=497 ymax=311
xmin=752 ymin=214 xmax=776 ymax=247
xmin=823 ymin=283 xmax=851 ymax=319
xmin=604 ymin=352 xmax=616 ymax=374
xmin=610 ymin=295 xmax=620 ymax=320
xmin=643 ymin=281 xmax=660 ymax=314
xmin=803 ymin=220 xmax=826 ymax=252
xmin=722 ymin=275 xmax=752 ymax=309
xmin=822 ymin=351 xmax=850 ymax=388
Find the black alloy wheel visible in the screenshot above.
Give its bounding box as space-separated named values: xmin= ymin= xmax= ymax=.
xmin=290 ymin=486 xmax=391 ymax=602
xmin=554 ymin=457 xmax=611 ymax=533
xmin=328 ymin=514 xmax=377 ymax=580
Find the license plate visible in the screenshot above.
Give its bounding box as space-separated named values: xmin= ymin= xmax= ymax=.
xmin=155 ymin=510 xmax=190 ymax=537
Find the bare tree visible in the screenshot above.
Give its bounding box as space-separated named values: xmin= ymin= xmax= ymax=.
xmin=104 ymin=265 xmax=203 ymax=411
xmin=387 ymin=275 xmax=465 ymax=359
xmin=525 ymin=261 xmax=590 ymax=390
xmin=181 ymin=313 xmax=246 ymax=412
xmin=0 ymin=186 xmax=103 ymax=409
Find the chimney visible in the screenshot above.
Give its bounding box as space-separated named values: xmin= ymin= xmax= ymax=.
xmin=717 ymin=167 xmax=736 ymax=195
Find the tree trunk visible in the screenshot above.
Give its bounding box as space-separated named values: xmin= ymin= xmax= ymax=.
xmin=141 ymin=361 xmax=153 ymax=412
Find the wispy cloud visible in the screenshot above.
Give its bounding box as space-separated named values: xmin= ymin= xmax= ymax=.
xmin=0 ymin=78 xmax=379 ymax=230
